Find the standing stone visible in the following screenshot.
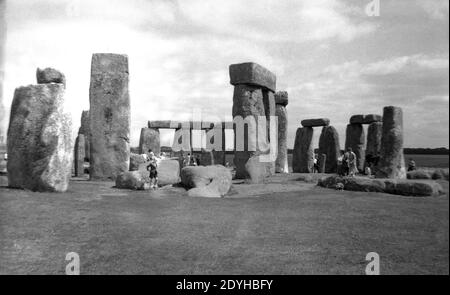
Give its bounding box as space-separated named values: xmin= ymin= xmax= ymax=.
xmin=318 ymin=154 xmax=326 ymax=173
xmin=292 ymin=127 xmax=314 ymax=173
xmin=89 ymin=53 xmax=130 ymax=180
xmin=78 ymin=110 xmax=90 ymax=160
xmin=264 ymin=90 xmax=276 ymax=175
xmin=200 ymin=149 xmax=214 ymax=166
xmin=366 ymin=121 xmax=382 ymax=157
xmin=376 ymin=106 xmax=406 ymax=179
xmin=232 ymin=84 xmax=266 ymax=179
xmin=230 ymin=62 xmax=276 ymax=182
xmin=275 ymin=91 xmax=288 ymax=173
xmin=318 ymin=126 xmax=341 ymax=173
xmin=138 ymin=127 xmax=160 ymax=155
xmin=7 ymin=83 xmax=73 ymax=192
xmin=345 ymin=124 xmax=365 ymax=172
xmin=207 ymin=127 xmax=226 ymax=166
xmin=74 ymin=134 xmax=85 ymax=177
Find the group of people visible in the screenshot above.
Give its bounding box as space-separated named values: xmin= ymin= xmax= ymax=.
xmin=182 ymin=153 xmax=201 ymax=167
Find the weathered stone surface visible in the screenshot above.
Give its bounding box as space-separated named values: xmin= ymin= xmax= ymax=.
xmin=275 ymin=103 xmax=288 ymax=173
xmin=406 ymin=168 xmax=449 ymax=181
xmin=345 ymin=124 xmax=365 ymax=172
xmin=318 ymin=154 xmax=326 ymax=173
xmin=232 ymin=84 xmax=265 ymax=179
xmin=274 ymin=91 xmax=288 ymax=106
xmin=263 ymin=90 xmax=276 ymax=175
xmin=89 ymin=53 xmax=130 ymax=180
xmin=301 ymin=118 xmax=330 ymax=127
xmin=181 ymin=165 xmax=232 ymax=197
xmin=229 ymin=62 xmax=276 ymax=92
xmin=7 ymin=84 xmax=73 ymax=192
xmin=36 ymin=67 xmax=66 ymax=87
xmin=318 ymin=126 xmax=341 ymax=173
xmin=292 ymin=127 xmax=314 ymax=173
xmin=199 ymin=150 xmax=214 ymax=166
xmin=363 ymin=114 xmax=382 ymax=124
xmin=376 ymin=106 xmax=406 ymax=179
xmin=245 ymin=155 xmax=273 ymax=183
xmin=78 ymin=110 xmax=90 ymax=134
xmin=350 ymin=114 xmax=382 ymax=124
xmin=407 ymin=170 xmax=432 ymax=180
xmin=138 ymin=127 xmax=160 ymax=155
xmin=129 ymin=153 xmax=146 ymax=171
xmin=78 ymin=110 xmax=90 ymax=160
xmin=134 ymin=159 xmax=180 ymax=186
xmin=157 ymin=159 xmax=181 ymax=186
xmin=318 ymin=175 xmax=444 ymax=197
xmin=115 ymin=171 xmax=149 ymax=190
xmin=366 ymin=121 xmax=382 ymax=157
xmin=74 ymin=134 xmax=85 ymax=177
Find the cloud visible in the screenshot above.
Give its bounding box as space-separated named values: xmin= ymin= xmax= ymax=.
xmin=177 ymin=0 xmax=376 ymax=43
xmin=288 ymin=54 xmax=449 ymax=148
xmin=416 ymin=0 xmax=449 ymax=20
xmin=1 ymin=0 xmax=448 ymax=150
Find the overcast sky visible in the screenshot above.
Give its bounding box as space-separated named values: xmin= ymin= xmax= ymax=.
xmin=1 ymin=0 xmax=449 ymax=149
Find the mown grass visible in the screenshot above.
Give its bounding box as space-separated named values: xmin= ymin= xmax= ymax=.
xmin=0 ymin=176 xmax=448 ymax=275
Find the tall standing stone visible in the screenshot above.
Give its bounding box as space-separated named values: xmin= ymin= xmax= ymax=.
xmin=74 ymin=134 xmax=85 ymax=177
xmin=376 ymin=106 xmax=406 ymax=179
xmin=318 ymin=126 xmax=340 ymax=173
xmin=78 ymin=110 xmax=90 ymax=160
xmin=89 ymin=53 xmax=130 ymax=180
xmin=230 ymin=62 xmax=276 ymax=182
xmin=366 ymin=121 xmax=382 ymax=157
xmin=292 ymin=127 xmax=314 ymax=173
xmin=318 ymin=154 xmax=326 ymax=173
xmin=139 ymin=127 xmax=160 ymax=155
xmin=0 ymin=0 xmax=6 ymax=145
xmin=232 ymin=84 xmax=265 ymax=179
xmin=275 ymin=91 xmax=288 ymax=173
xmin=345 ymin=124 xmax=365 ymax=172
xmin=7 ymin=83 xmax=73 ymax=192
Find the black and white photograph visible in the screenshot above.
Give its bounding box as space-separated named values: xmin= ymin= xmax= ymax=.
xmin=0 ymin=0 xmax=448 ymax=281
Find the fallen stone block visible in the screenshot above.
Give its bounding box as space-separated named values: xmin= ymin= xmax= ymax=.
xmin=181 ymin=165 xmax=232 ymax=197
xmin=156 ymin=159 xmax=181 ymax=186
xmin=129 ymin=153 xmax=146 ymax=171
xmin=115 ymin=171 xmax=149 ymax=190
xmin=318 ymin=175 xmax=444 ymax=197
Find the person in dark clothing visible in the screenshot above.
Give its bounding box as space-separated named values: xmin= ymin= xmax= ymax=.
xmin=146 ymin=151 xmax=158 ymax=189
xmin=408 ymin=158 xmax=416 ymax=171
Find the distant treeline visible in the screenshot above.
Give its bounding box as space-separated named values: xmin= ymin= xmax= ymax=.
xmin=133 ymin=146 xmax=449 ymax=155
xmin=403 ymin=148 xmax=449 ymax=155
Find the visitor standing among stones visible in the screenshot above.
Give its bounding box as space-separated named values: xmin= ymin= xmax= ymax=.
xmin=343 ymin=147 xmax=357 ymax=177
xmin=407 ymin=158 xmax=416 ymax=172
xmin=146 ymin=151 xmax=158 ymax=189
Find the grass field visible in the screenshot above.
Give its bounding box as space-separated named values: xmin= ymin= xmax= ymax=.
xmin=0 ymin=174 xmax=448 ymax=275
